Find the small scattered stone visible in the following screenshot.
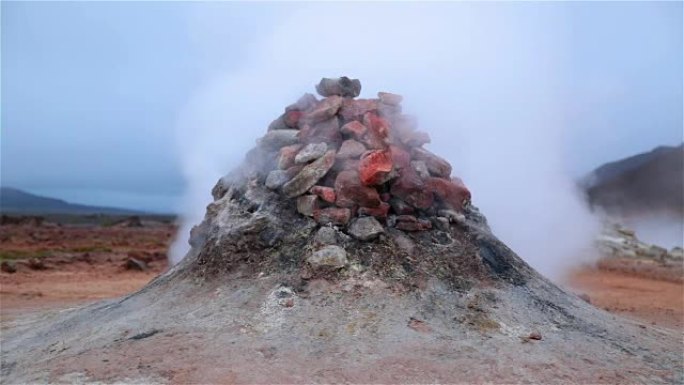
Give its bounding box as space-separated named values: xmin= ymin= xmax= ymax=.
xmin=295 ymin=143 xmax=328 ymax=164
xmin=124 ymin=258 xmax=148 ymax=271
xmin=348 ymin=216 xmax=385 ymax=241
xmin=296 ymin=195 xmax=318 ymax=217
xmin=578 ymin=293 xmax=592 ymax=304
xmin=28 ymin=258 xmax=47 ymax=270
xmin=307 ymin=245 xmax=348 ymax=270
xmin=1 ymin=261 xmax=17 ymax=273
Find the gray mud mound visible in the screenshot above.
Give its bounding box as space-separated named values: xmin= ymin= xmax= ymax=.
xmin=2 ymin=79 xmax=682 ymax=384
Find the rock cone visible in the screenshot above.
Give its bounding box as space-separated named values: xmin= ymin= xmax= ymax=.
xmin=1 ymin=78 xmax=681 ymax=384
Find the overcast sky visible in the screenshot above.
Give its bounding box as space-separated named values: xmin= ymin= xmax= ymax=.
xmin=2 ymin=1 xmax=682 ymax=213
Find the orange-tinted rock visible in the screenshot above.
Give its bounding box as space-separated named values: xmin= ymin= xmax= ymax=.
xmin=334 ymin=170 xmax=382 ymax=208
xmin=314 ymin=207 xmax=351 ymax=226
xmin=339 ymin=99 xmax=378 ymax=121
xmin=389 ymin=145 xmax=411 ymax=170
xmin=336 ymin=139 xmax=366 ymax=159
xmin=310 ymin=186 xmax=336 ymax=203
xmin=390 ymin=167 xmax=434 ymax=209
xmin=358 ymin=150 xmax=393 ymax=186
xmin=278 ymin=144 xmax=303 ymax=169
xmin=358 ymin=202 xmax=390 ymax=218
xmin=426 ymin=177 xmax=471 ymax=211
xmin=412 ymin=148 xmax=452 ymax=178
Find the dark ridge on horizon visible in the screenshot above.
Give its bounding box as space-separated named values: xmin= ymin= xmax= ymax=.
xmin=0 ymin=187 xmax=147 ymax=215
xmin=582 ymin=143 xmax=684 ymax=217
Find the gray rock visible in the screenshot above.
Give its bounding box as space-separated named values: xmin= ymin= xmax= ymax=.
xmin=439 ymin=209 xmax=466 ymax=224
xmin=313 ymin=226 xmax=339 ymax=245
xmin=282 ymin=150 xmax=336 ymax=198
xmin=265 ymin=170 xmax=291 ymax=189
xmin=125 ymin=258 xmax=148 ymax=271
xmin=307 ymin=245 xmax=348 ymax=270
xmin=387 ymin=228 xmax=415 ymax=254
xmin=296 ymin=195 xmax=318 ymax=217
xmin=259 ymin=130 xmax=299 ymax=150
xmin=315 ymin=77 xmax=362 ymax=98
xmin=267 ymin=115 xmax=289 ymax=131
xmin=295 ymin=143 xmax=328 ymax=164
xmin=336 ymin=139 xmax=367 ymax=159
xmin=411 ymin=161 xmax=430 ymax=179
xmin=348 ymin=217 xmax=384 ymax=241
xmin=433 ymin=217 xmax=450 ymax=231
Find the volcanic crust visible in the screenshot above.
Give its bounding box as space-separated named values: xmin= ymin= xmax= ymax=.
xmin=1 ymin=78 xmax=682 ymax=384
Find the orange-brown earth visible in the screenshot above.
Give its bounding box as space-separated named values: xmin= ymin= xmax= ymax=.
xmin=1 ymin=221 xmax=682 ymax=333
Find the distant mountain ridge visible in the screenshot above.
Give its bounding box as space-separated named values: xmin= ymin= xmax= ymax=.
xmin=0 ymin=187 xmax=143 ymax=215
xmin=583 ymin=144 xmax=684 ymax=216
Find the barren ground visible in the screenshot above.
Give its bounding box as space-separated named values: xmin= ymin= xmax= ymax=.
xmin=1 ymin=222 xmax=681 ymax=332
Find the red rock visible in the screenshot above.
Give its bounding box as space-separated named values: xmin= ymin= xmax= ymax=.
xmin=380 ymin=193 xmax=391 ymax=202
xmin=336 ymin=139 xmax=366 ymax=159
xmin=358 ymin=202 xmax=390 ymax=218
xmin=278 ymin=144 xmax=303 ymax=169
xmin=340 ymin=121 xmax=367 ymax=140
xmin=334 ymin=170 xmax=382 ymax=208
xmin=412 ymin=148 xmax=452 ymax=178
xmin=310 ymin=186 xmax=336 ymax=203
xmin=378 ymin=92 xmax=403 ymax=106
xmin=389 ymin=145 xmax=411 ymax=170
xmin=395 ymin=215 xmax=432 ymax=231
xmin=304 ymin=96 xmax=343 ymax=124
xmin=314 ymin=207 xmax=351 ymax=226
xmin=283 ymin=110 xmax=303 ymax=128
xmin=296 ymin=195 xmax=318 ymax=217
xmin=390 ymin=167 xmax=434 ymax=209
xmin=358 ymin=150 xmax=393 ymax=186
xmin=426 ymin=177 xmax=471 ymax=211
xmin=339 ymin=99 xmax=378 ymax=121
xmin=362 ymin=112 xmax=390 ymax=149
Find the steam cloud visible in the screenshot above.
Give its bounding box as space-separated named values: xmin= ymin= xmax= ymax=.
xmin=170 ymin=3 xmax=601 ymax=281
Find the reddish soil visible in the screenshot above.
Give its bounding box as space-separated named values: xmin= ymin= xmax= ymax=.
xmin=1 ymin=221 xmax=682 ymax=333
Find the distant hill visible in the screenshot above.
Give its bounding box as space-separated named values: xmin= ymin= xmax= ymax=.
xmin=582 ymin=144 xmax=684 ymax=216
xmin=0 ymin=187 xmax=143 ymax=215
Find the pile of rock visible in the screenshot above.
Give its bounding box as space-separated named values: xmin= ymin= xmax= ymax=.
xmin=596 ymin=223 xmax=684 ymax=261
xmin=252 ymin=77 xmax=470 ymax=240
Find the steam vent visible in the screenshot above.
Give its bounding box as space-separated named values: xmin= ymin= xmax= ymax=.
xmin=2 ymin=79 xmax=681 ymax=384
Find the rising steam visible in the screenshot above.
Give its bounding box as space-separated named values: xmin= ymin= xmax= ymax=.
xmin=170 ymin=3 xmax=601 ymax=281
